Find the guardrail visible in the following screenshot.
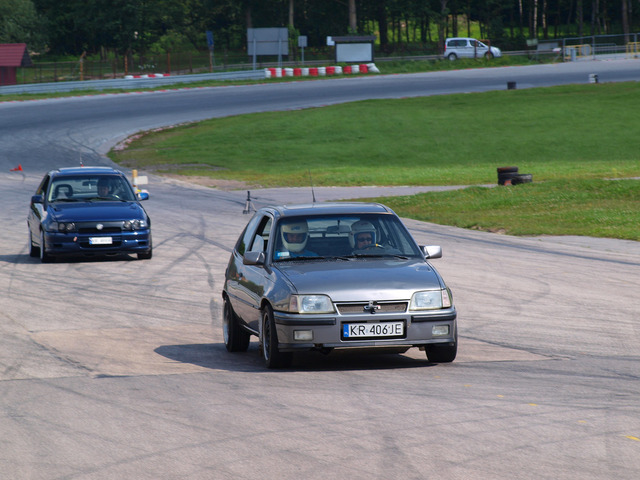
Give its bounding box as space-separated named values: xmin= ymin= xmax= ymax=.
xmin=0 ymin=52 xmax=541 ymax=96
xmin=0 ymin=69 xmax=265 ymax=95
xmin=1 ymin=46 xmax=630 ymax=97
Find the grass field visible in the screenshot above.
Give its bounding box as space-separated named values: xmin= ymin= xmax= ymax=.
xmin=108 ymin=80 xmax=640 ymax=241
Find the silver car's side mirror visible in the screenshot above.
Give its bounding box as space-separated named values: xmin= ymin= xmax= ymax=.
xmin=243 ymin=251 xmax=265 ymax=266
xmin=421 ymin=245 xmax=442 ymax=259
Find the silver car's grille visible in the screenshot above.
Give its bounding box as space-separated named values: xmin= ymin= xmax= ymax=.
xmin=336 ymin=302 xmax=408 ymax=315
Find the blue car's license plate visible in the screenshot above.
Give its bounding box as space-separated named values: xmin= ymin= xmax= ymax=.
xmin=89 ymin=237 xmax=112 ymax=245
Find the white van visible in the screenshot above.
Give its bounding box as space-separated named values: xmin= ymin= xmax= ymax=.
xmin=444 ymin=37 xmax=502 ymax=60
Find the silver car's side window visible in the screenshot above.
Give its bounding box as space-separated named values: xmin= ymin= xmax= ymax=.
xmin=249 ymin=217 xmax=272 ymax=254
xmin=236 ymin=214 xmax=264 ymax=256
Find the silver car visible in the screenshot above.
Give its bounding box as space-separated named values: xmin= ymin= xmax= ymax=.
xmin=222 ymin=203 xmax=457 ymax=368
xmin=444 ymin=37 xmax=502 ymax=60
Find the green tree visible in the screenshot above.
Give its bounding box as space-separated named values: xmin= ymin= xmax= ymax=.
xmin=0 ymin=0 xmax=47 ymax=49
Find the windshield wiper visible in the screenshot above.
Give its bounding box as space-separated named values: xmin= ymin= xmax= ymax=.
xmin=353 ymin=253 xmax=410 ymax=260
xmin=276 ymin=255 xmax=327 ymax=262
xmin=86 ymin=197 xmax=129 ymax=202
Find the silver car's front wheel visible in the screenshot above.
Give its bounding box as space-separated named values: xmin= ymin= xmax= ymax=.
xmin=425 ymin=331 xmax=457 ymax=363
xmin=261 ymin=305 xmax=292 ymax=369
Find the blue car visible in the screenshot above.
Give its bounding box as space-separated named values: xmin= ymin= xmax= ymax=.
xmin=27 ymin=166 xmax=152 ymax=262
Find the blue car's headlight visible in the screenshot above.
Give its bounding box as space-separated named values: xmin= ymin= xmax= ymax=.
xmin=287 ymin=295 xmax=335 ymax=314
xmin=51 ymin=222 xmax=77 ymax=233
xmin=123 ymin=219 xmax=147 ymax=231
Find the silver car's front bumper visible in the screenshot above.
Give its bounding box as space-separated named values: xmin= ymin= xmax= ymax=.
xmin=273 ymin=308 xmax=457 ymax=351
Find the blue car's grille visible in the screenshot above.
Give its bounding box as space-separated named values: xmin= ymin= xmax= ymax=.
xmin=78 ymin=226 xmax=122 ymax=234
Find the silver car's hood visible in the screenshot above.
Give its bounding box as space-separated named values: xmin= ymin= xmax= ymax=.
xmin=275 ymin=258 xmax=442 ymax=302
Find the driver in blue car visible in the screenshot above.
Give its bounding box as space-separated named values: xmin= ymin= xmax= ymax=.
xmin=275 ymin=219 xmax=318 ymax=259
xmin=97 ymin=177 xmax=114 ymax=197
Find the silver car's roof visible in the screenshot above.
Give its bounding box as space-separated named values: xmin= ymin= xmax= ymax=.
xmin=263 ymin=202 xmax=394 ymax=219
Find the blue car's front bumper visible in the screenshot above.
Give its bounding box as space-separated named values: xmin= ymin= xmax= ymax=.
xmin=43 ymin=229 xmax=151 ymax=257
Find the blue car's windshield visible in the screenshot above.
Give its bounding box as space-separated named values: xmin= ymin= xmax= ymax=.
xmin=273 ymin=213 xmax=422 ymax=262
xmin=48 ymin=175 xmax=136 ymax=203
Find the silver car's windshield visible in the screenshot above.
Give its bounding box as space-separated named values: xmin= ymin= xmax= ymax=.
xmin=48 ymin=175 xmax=136 ymax=202
xmin=273 ymin=214 xmax=422 ymax=262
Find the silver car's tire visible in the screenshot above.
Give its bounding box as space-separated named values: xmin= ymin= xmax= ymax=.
xmin=29 ymin=230 xmax=40 ymax=257
xmin=39 ymin=230 xmax=52 ymax=263
xmin=447 ymin=53 xmax=457 ymax=61
xmin=261 ymin=305 xmax=292 ymax=369
xmin=425 ymin=342 xmax=457 ymax=363
xmin=223 ymin=297 xmax=250 ymax=352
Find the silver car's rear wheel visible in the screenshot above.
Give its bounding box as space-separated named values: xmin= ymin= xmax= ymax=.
xmin=223 ymin=297 xmax=250 ymax=352
xmin=261 ymin=305 xmax=292 ymax=369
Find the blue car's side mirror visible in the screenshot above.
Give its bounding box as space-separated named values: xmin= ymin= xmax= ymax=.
xmin=137 ymin=191 xmax=149 ymax=201
xmin=31 ymin=194 xmax=43 ymax=204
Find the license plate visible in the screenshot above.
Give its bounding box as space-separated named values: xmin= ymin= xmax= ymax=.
xmin=89 ymin=237 xmax=112 ymax=245
xmin=342 ymin=321 xmax=404 ymax=339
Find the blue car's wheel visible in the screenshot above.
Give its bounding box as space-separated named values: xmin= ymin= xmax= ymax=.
xmin=39 ymin=230 xmax=52 ymax=263
xmin=29 ymin=230 xmax=40 ymax=258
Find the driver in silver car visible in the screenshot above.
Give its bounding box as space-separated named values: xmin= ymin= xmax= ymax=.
xmin=349 ymin=220 xmax=378 ymax=251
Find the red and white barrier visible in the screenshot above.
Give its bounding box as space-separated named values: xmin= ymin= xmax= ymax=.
xmin=125 ymin=73 xmax=171 ymax=79
xmin=264 ymin=63 xmax=378 ymax=79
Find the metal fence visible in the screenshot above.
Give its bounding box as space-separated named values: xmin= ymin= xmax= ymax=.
xmin=14 ymin=49 xmax=338 ymax=85
xmin=562 ymin=33 xmax=640 ymax=60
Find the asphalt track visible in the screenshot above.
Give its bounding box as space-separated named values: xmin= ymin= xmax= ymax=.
xmin=1 ymin=60 xmax=640 ymax=479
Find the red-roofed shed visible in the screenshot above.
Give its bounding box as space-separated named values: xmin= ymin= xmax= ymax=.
xmin=0 ymin=43 xmax=33 ymax=86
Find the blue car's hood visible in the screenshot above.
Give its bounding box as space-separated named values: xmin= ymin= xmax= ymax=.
xmin=275 ymin=258 xmax=443 ymax=302
xmin=48 ymin=201 xmax=147 ymax=222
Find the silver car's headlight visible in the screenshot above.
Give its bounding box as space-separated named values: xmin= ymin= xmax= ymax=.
xmin=288 ymin=294 xmax=335 ymax=314
xmin=410 ymin=289 xmax=452 ymax=311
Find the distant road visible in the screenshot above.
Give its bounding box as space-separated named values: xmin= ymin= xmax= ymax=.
xmin=1 ymin=60 xmax=639 ymax=479
xmin=2 ymin=58 xmax=639 ymax=174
